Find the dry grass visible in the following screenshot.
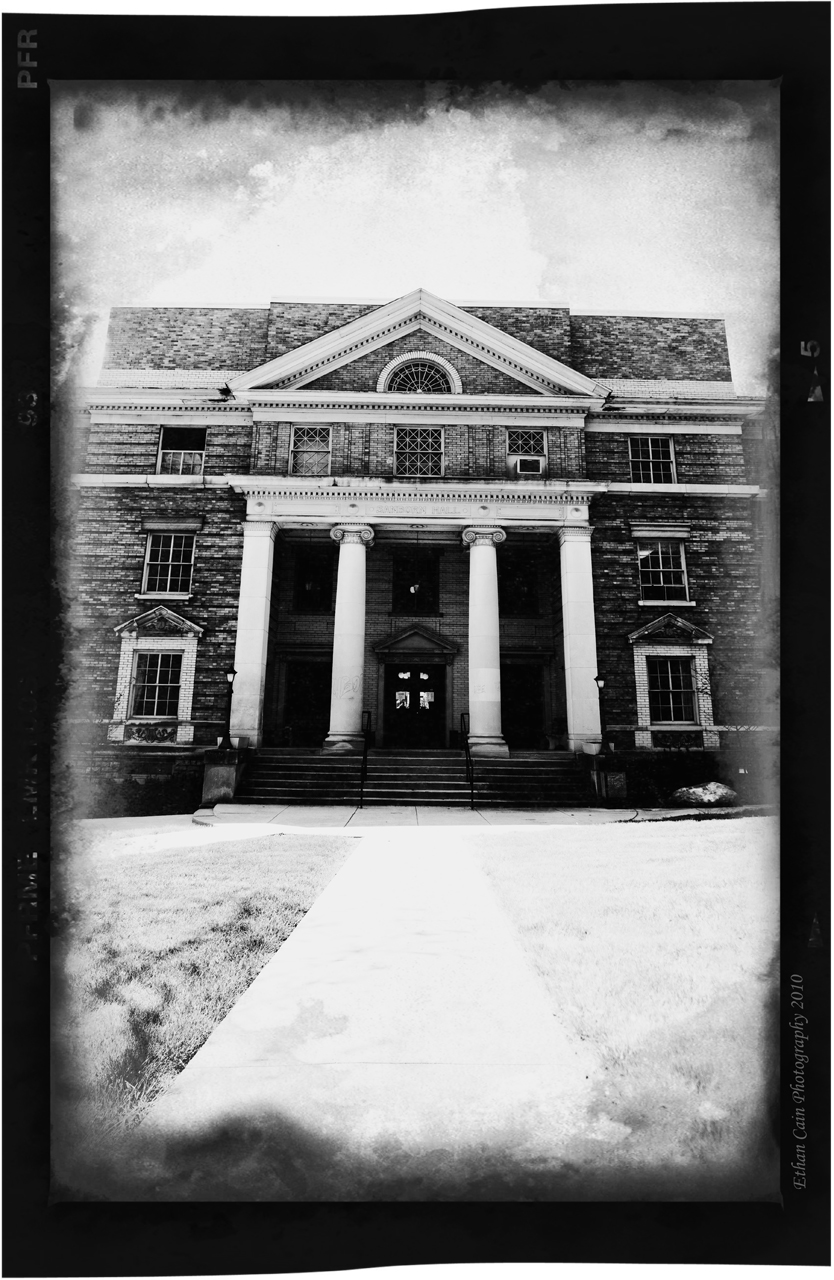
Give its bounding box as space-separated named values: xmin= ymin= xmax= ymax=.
xmin=51 ymin=825 xmax=353 ymax=1185
xmin=474 ymin=816 xmax=780 ymax=1196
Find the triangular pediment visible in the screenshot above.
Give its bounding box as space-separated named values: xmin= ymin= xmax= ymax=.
xmin=372 ymin=624 xmax=460 ymax=657
xmin=114 ymin=606 xmax=204 ymax=637
xmin=228 ymin=288 xmax=607 ymax=399
xmin=628 ymin=613 xmax=713 ymax=644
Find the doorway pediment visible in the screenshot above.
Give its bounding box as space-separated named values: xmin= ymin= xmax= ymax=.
xmin=373 ymin=624 xmax=459 ymax=663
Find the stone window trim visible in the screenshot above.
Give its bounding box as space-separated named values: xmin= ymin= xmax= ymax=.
xmin=629 ymin=435 xmax=677 ymax=484
xmin=377 ymin=350 xmax=463 ymax=395
xmin=108 ymin=608 xmax=204 ymax=746
xmin=630 ymin=642 xmax=719 ymax=750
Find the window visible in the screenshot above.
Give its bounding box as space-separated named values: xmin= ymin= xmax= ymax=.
xmin=293 ymin=549 xmax=335 ymax=613
xmin=629 ymin=436 xmax=675 ymax=484
xmin=158 ymin=427 xmax=206 ymax=475
xmin=498 ymin=550 xmax=540 ymax=617
xmin=637 ymin=540 xmax=688 ymax=602
xmin=392 ymin=550 xmax=440 ymax=615
xmin=290 ymin=426 xmax=331 ymax=476
xmin=647 ymin=657 xmax=696 ymax=723
xmin=507 ymin=430 xmax=545 ymax=456
xmin=394 ymin=427 xmax=443 ymax=477
xmin=131 ymin=652 xmax=182 ymax=718
xmin=142 ymin=534 xmax=195 ymax=595
xmin=387 ymin=361 xmax=451 ymax=394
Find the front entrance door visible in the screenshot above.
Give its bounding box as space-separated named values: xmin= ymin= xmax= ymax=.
xmin=383 ymin=664 xmax=446 ymax=749
xmin=500 ymin=663 xmax=546 ymax=750
xmin=283 ymin=661 xmax=332 ymax=746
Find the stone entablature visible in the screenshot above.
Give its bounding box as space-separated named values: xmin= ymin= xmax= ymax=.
xmin=230 ymin=477 xmax=608 ymax=529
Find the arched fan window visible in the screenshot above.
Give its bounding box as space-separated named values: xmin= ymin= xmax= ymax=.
xmin=378 ymin=351 xmax=461 ymax=395
xmin=387 ymin=360 xmax=451 ymax=394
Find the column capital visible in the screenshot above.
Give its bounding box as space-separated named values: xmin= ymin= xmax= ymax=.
xmin=330 ymin=524 xmax=375 ymax=547
xmin=243 ymin=519 xmax=278 ymax=541
xmin=557 ymin=524 xmax=594 ymax=546
xmin=461 ymin=526 xmax=507 ymax=548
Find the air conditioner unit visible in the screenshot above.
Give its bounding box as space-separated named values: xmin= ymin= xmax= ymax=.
xmin=515 ymin=456 xmax=545 ymax=476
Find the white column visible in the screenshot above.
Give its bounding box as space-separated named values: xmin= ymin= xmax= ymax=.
xmin=322 ymin=524 xmax=374 ymax=754
xmin=557 ymin=524 xmax=602 ymax=752
xmin=462 ymin=526 xmax=509 ymax=758
xmin=230 ymin=520 xmax=277 ymax=748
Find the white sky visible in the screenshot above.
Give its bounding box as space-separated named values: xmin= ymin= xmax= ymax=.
xmin=53 ymin=80 xmax=778 ymax=393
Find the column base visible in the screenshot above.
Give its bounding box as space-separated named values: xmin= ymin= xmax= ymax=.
xmin=468 ymin=735 xmax=510 ymax=758
xmin=322 ymin=733 xmax=366 ymax=755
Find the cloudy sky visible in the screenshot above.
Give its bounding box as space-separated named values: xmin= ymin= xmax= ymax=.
xmin=53 ymin=80 xmax=778 ymax=392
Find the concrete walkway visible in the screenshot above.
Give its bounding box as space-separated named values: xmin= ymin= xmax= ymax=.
xmin=193 ymin=801 xmax=762 ymax=828
xmin=138 ymin=826 xmax=599 ymax=1200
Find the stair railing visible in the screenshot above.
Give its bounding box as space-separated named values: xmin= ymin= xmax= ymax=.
xmin=358 ymin=711 xmax=372 ymax=809
xmin=460 ymin=712 xmax=475 ymax=810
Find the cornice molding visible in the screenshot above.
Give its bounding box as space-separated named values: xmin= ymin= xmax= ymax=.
xmin=229 ymin=477 xmax=608 ymax=507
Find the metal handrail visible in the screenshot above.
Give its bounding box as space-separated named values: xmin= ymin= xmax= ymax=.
xmin=460 ymin=712 xmax=475 ymax=810
xmin=358 ymin=711 xmax=372 ymax=809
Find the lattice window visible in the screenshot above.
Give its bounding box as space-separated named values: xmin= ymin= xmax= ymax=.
xmin=131 ymin=652 xmax=183 ymax=718
xmin=629 ymin=436 xmax=675 ymax=483
xmin=507 ymin=429 xmax=546 ymax=456
xmin=158 ymin=427 xmax=206 ymax=475
xmin=290 ymin=426 xmax=331 ymax=476
xmin=394 ymin=427 xmax=443 ymax=476
xmin=647 ymin=657 xmax=696 ymax=723
xmin=143 ymin=534 xmax=195 ymax=594
xmin=387 ymin=361 xmax=451 ymax=395
xmin=637 ymin=540 xmax=688 ymax=601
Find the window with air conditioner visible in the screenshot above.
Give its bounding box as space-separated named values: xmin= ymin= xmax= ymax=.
xmin=506 ymin=429 xmax=547 ymax=478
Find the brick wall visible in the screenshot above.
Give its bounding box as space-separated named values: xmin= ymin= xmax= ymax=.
xmin=571 ymin=315 xmax=732 ymax=381
xmin=589 ymin=493 xmax=765 ymax=735
xmin=66 ymin=487 xmax=246 ymax=736
xmin=300 ymin=331 xmax=538 ymax=396
xmin=265 ymin=301 xmax=380 ymax=359
xmin=101 ymin=303 xmax=734 ymax=384
xmin=585 ymin=432 xmax=749 ymax=484
xmin=103 ymin=308 xmax=269 ymax=370
xmin=84 ymin=415 xmax=253 ymax=474
xmin=462 ymin=306 xmax=572 ymax=363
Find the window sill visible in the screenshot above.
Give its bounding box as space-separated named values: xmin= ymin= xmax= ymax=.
xmin=648 ymin=723 xmax=700 ymax=729
xmin=135 ymin=593 xmax=193 ymax=601
xmin=638 ymin=599 xmax=697 ymax=607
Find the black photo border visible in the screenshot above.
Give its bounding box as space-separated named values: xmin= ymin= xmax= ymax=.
xmin=3 ymin=3 xmax=829 ymax=1273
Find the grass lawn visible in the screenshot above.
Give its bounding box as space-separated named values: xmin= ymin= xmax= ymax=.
xmin=474 ymin=816 xmax=780 ymax=1198
xmin=51 ymin=825 xmax=354 ymax=1190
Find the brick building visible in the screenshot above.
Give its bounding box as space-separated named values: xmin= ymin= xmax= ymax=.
xmin=67 ymin=288 xmax=770 ymax=813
